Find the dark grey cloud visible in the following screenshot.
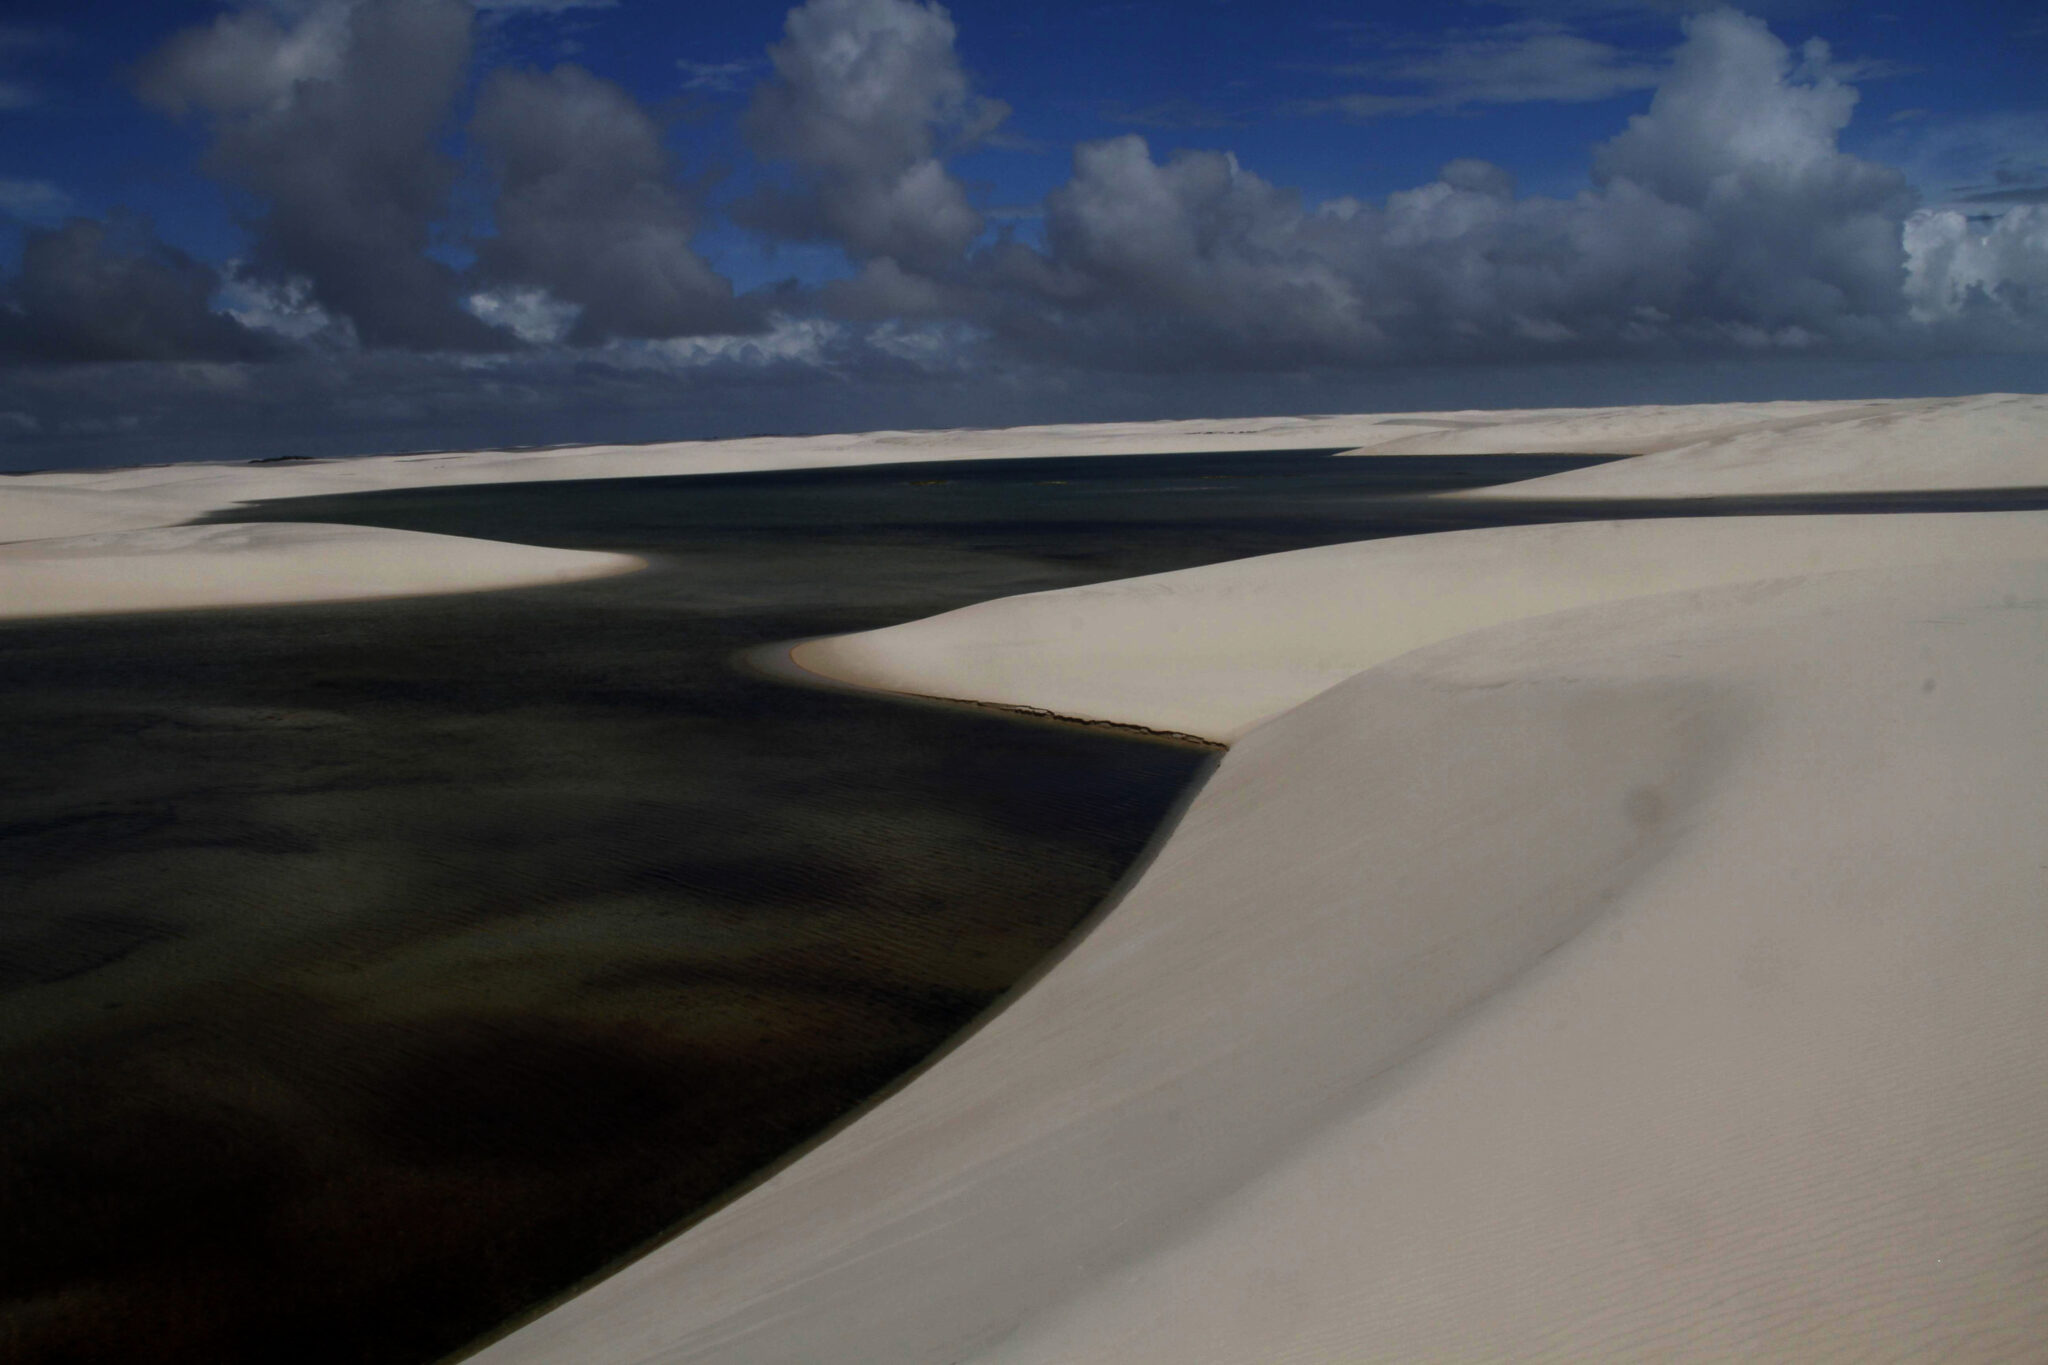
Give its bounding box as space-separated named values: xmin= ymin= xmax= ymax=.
xmin=739 ymin=0 xmax=1007 ymax=270
xmin=469 ymin=64 xmax=748 ymax=342
xmin=136 ymin=0 xmax=501 ymax=351
xmin=0 ymin=214 xmax=276 ymax=364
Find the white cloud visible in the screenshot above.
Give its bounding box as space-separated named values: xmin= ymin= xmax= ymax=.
xmin=1904 ymin=205 xmax=2048 ymax=323
xmin=217 ymin=265 xmax=352 ymax=343
xmin=865 ymin=317 xmax=983 ymax=367
xmin=972 ymin=8 xmax=1953 ymax=370
xmin=465 ymin=284 xmax=580 ymax=344
xmin=740 ymin=0 xmax=1008 ymax=268
xmin=615 ymin=314 xmax=844 ymax=370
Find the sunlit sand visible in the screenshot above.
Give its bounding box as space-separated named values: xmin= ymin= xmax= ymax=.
xmin=5 ymin=392 xmax=2043 ymax=1361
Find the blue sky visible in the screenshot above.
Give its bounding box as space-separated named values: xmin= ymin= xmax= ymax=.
xmin=0 ymin=0 xmax=2043 ymax=467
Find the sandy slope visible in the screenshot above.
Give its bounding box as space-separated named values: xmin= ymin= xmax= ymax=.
xmin=794 ymin=511 xmax=2048 ymax=741
xmin=1411 ymin=390 xmax=2048 ymax=499
xmin=475 ymin=393 xmax=2047 ymax=1364
xmin=481 ymin=558 xmax=2048 ymax=1365
xmin=0 ymin=523 xmax=642 ymax=620
xmin=979 ymin=561 xmax=2048 ymax=1364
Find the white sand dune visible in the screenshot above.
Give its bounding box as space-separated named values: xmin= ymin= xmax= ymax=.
xmin=1408 ymin=390 xmax=2048 ymax=499
xmin=0 ymin=523 xmax=641 ymax=621
xmin=2 ymin=391 xmax=2039 ymax=618
xmin=482 ymin=554 xmax=2048 ymax=1365
xmin=474 ymin=394 xmax=2048 ymax=1364
xmin=5 ymin=392 xmax=2043 ymax=1360
xmin=794 ymin=511 xmax=2048 ymax=742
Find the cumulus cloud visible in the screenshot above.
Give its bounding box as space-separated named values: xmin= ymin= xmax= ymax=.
xmin=469 ymin=64 xmax=746 ymax=342
xmin=739 ymin=0 xmax=1007 ymax=270
xmin=968 ymin=7 xmax=1949 ymax=370
xmin=1592 ymin=9 xmax=1914 ymax=329
xmin=8 ymin=0 xmax=2045 ymax=471
xmin=0 ymin=215 xmax=275 ymax=363
xmin=136 ymin=0 xmax=500 ymax=350
xmin=1905 ymin=205 xmax=2048 ymax=328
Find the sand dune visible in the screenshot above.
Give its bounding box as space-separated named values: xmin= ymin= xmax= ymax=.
xmin=5 ymin=393 xmax=2043 ymax=1360
xmin=0 ymin=523 xmax=640 ymax=620
xmin=3 ymin=391 xmax=2040 ymax=618
xmin=7 ymin=395 xmax=2041 ymax=535
xmin=795 ymin=511 xmax=2048 ymax=741
xmin=478 ymin=394 xmax=2047 ymax=1363
xmin=484 ymin=555 xmax=2048 ymax=1365
xmin=1414 ymin=390 xmax=2048 ymax=499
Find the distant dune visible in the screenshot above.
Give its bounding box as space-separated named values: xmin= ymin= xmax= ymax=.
xmin=0 ymin=394 xmax=2033 ymax=620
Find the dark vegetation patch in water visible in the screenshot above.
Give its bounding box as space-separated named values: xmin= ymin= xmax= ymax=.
xmin=34 ymin=445 xmax=2031 ymax=1365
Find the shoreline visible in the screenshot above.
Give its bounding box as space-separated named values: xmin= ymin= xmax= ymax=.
xmin=759 ymin=638 xmax=1225 ymax=749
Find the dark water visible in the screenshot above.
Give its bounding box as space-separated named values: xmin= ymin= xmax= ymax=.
xmin=16 ymin=446 xmax=2028 ymax=1365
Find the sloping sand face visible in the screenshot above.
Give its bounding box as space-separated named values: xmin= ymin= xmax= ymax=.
xmin=793 ymin=511 xmax=2048 ymax=741
xmin=479 ymin=393 xmax=2047 ymax=1363
xmin=977 ymin=560 xmax=2048 ymax=1365
xmin=481 ymin=557 xmax=2048 ymax=1365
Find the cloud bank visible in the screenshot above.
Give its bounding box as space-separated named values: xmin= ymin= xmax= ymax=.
xmin=1 ymin=0 xmax=2043 ymax=467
